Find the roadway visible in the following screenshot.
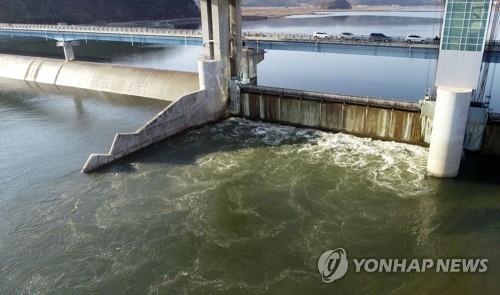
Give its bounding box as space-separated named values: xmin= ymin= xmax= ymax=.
xmin=0 ymin=23 xmax=499 ymax=61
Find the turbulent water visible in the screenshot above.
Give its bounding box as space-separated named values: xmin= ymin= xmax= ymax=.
xmin=1 ymin=11 xmax=500 ymax=294
xmin=1 ymin=82 xmax=500 ymax=293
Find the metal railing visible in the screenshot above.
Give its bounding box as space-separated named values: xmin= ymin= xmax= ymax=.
xmin=1 ymin=23 xmax=497 ymax=50
xmin=0 ymin=23 xmax=202 ymax=38
xmin=243 ymin=31 xmax=439 ymax=47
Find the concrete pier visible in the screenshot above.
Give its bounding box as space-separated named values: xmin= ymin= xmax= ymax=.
xmin=425 ymin=0 xmax=494 ymax=178
xmin=427 ymin=88 xmax=472 ymax=178
xmin=482 ymin=113 xmax=500 ymax=155
xmin=56 ymin=41 xmax=79 ymax=61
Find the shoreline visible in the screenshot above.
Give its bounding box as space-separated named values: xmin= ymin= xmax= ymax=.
xmin=242 ymin=5 xmax=443 ymax=19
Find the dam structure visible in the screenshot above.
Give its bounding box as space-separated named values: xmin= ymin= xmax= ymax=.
xmin=0 ymin=0 xmax=499 ymax=178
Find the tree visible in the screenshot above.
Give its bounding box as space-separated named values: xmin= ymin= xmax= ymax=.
xmin=0 ymin=0 xmax=200 ymax=24
xmin=325 ymin=0 xmax=352 ymax=9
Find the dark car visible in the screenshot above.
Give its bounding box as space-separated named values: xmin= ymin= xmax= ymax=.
xmin=369 ymin=33 xmax=392 ymax=42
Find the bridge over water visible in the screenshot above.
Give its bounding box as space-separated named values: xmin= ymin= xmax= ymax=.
xmin=1 ymin=23 xmax=499 ymax=61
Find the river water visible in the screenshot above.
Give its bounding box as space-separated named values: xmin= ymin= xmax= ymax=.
xmin=1 ymin=11 xmax=500 ymax=294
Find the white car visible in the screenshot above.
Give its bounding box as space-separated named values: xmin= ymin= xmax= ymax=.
xmin=339 ymin=32 xmax=359 ymax=41
xmin=405 ymin=35 xmax=426 ymax=43
xmin=313 ymin=32 xmax=329 ymax=39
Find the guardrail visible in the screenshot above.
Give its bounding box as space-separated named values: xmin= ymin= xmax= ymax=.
xmin=0 ymin=24 xmax=434 ymax=44
xmin=243 ymin=31 xmax=439 ymax=46
xmin=1 ymin=23 xmax=498 ymax=50
xmin=0 ymin=23 xmax=202 ymax=38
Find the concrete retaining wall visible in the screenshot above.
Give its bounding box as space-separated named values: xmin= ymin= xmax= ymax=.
xmin=237 ymin=86 xmax=500 ymax=156
xmin=82 ymin=59 xmax=229 ymax=172
xmin=0 ymin=54 xmax=200 ymax=101
xmin=482 ymin=114 xmax=500 ymax=156
xmin=238 ymin=85 xmax=426 ymax=145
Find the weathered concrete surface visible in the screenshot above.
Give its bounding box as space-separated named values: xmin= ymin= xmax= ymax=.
xmin=427 ymin=88 xmax=472 ymax=178
xmin=239 ymin=48 xmax=264 ymax=84
xmin=421 ymin=100 xmax=491 ymax=152
xmin=82 ymin=59 xmax=229 ymax=172
xmin=0 ymin=54 xmax=34 ymax=80
xmin=238 ymin=85 xmax=426 ymax=145
xmin=482 ymin=113 xmax=500 ymax=156
xmin=464 ymin=106 xmax=489 ymax=151
xmin=0 ymin=54 xmax=199 ymax=101
xmin=56 ymin=41 xmax=79 ymax=62
xmin=420 ymin=100 xmax=435 ymax=144
xmin=82 ymin=90 xmax=206 ymax=172
xmin=83 ymin=0 xmax=235 ymax=172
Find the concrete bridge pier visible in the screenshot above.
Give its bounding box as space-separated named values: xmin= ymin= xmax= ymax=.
xmin=425 ymin=0 xmax=494 ymax=178
xmin=240 ymin=48 xmax=264 ymax=85
xmin=229 ymin=0 xmax=242 ymax=78
xmin=56 ymin=41 xmax=79 ymax=61
xmin=427 ymin=88 xmax=472 ymax=178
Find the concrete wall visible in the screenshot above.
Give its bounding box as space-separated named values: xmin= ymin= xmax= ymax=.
xmin=83 ymin=90 xmax=207 ymax=172
xmin=482 ymin=115 xmax=500 ymax=156
xmin=236 ymin=86 xmax=500 ymax=158
xmin=82 ymin=58 xmax=230 ymax=172
xmin=237 ymin=86 xmax=426 ymax=145
xmin=0 ymin=54 xmax=199 ymax=101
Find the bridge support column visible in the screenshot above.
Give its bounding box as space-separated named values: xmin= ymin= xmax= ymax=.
xmin=229 ymin=0 xmax=242 ymax=78
xmin=56 ymin=41 xmax=79 ymax=62
xmin=426 ymin=0 xmax=494 ymax=178
xmin=200 ymin=0 xmax=262 ymax=82
xmin=240 ymin=48 xmax=264 ymax=85
xmin=427 ymin=88 xmax=472 ymax=178
xmin=200 ymin=0 xmax=233 ymax=103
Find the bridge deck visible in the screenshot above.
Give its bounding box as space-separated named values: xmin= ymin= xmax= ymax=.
xmin=0 ymin=23 xmax=499 ymax=61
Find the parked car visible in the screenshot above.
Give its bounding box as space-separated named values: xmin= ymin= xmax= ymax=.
xmin=339 ymin=32 xmax=359 ymax=41
xmin=313 ymin=32 xmax=329 ymax=39
xmin=405 ymin=35 xmax=426 ymax=43
xmin=369 ymin=33 xmax=392 ymax=42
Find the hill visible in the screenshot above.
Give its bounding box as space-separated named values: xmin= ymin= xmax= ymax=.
xmin=0 ymin=0 xmax=200 ymax=24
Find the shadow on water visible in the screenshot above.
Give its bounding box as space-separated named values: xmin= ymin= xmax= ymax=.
xmin=99 ymin=119 xmax=323 ymax=174
xmin=436 ymin=207 xmax=500 ymax=236
xmin=0 ymin=38 xmax=166 ymax=62
xmin=425 ymin=153 xmax=500 ymax=237
xmin=457 ymin=152 xmax=500 ymax=185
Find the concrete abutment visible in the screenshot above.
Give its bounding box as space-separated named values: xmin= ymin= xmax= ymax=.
xmin=82 ymin=0 xmax=252 ymax=172
xmin=56 ymin=41 xmax=79 ymax=62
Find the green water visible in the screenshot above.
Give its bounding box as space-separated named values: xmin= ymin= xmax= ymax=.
xmin=0 ymin=79 xmax=499 ymax=294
